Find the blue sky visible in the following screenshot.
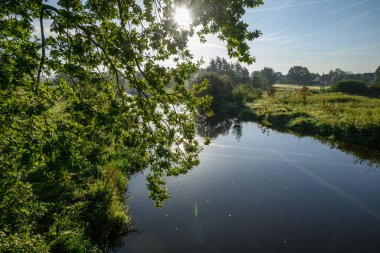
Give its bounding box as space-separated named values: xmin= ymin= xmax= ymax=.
xmin=35 ymin=0 xmax=380 ymax=74
xmin=190 ymin=0 xmax=380 ymax=74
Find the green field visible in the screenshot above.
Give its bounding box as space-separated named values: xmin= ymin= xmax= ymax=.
xmin=249 ymin=85 xmax=380 ymax=149
xmin=273 ymin=83 xmax=328 ymax=91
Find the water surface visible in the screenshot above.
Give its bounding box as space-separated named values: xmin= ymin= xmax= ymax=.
xmin=115 ymin=122 xmax=380 ymax=253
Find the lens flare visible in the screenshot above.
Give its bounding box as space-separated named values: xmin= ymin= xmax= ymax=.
xmin=174 ymin=7 xmax=192 ymax=29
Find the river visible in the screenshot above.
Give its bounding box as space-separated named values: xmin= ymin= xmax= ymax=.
xmin=114 ymin=120 xmax=380 ymax=253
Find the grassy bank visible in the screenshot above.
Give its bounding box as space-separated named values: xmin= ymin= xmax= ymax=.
xmin=248 ymin=85 xmax=380 ymax=149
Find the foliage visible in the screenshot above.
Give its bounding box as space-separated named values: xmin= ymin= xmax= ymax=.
xmin=375 ymin=66 xmax=380 ymax=83
xmin=0 ymin=0 xmax=263 ymax=251
xmin=287 ymin=66 xmax=311 ymax=85
xmin=250 ymin=86 xmax=380 ymax=149
xmin=206 ymin=57 xmax=251 ymax=86
xmin=193 ymin=72 xmax=233 ymax=115
xmin=260 ymin=67 xmax=277 ymax=85
xmin=250 ymin=67 xmax=276 ymax=88
xmin=369 ymin=83 xmax=380 ymax=98
xmin=250 ymin=70 xmax=264 ymax=88
xmin=206 ymin=63 xmax=378 ymax=88
xmin=297 ymin=86 xmax=310 ymax=104
xmin=321 ymin=68 xmax=375 ymax=85
xmin=237 ymin=108 xmax=256 ymax=121
xmin=330 ymin=80 xmax=368 ymax=96
xmin=232 ymin=84 xmax=262 ymax=104
xmin=329 ymin=68 xmax=347 ymax=83
xmin=267 ymin=86 xmax=277 ymax=98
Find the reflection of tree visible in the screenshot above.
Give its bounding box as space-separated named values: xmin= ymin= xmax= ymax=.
xmin=198 ymin=116 xmax=380 ymax=168
xmin=196 ymin=116 xmax=243 ymax=140
xmin=231 ymin=122 xmax=243 ymax=140
xmin=327 ymin=142 xmax=380 ymax=168
xmin=266 ymin=125 xmax=380 ymax=168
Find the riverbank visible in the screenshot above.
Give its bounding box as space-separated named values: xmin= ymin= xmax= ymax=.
xmin=246 ymin=87 xmax=380 ymax=150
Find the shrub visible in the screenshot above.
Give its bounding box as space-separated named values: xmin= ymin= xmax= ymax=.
xmin=330 ymin=80 xmax=368 ymax=96
xmin=193 ymin=72 xmax=233 ymax=114
xmin=297 ymin=86 xmax=310 ymax=104
xmin=368 ymin=83 xmax=380 ymax=98
xmin=267 ymin=86 xmax=277 ymax=98
xmin=288 ymin=117 xmax=317 ymax=132
xmin=220 ymin=102 xmax=240 ymax=116
xmin=237 ymin=108 xmax=256 ymax=121
xmin=232 ymin=84 xmax=262 ymax=103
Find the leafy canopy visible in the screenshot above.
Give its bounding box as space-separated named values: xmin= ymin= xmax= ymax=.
xmin=0 ymin=0 xmax=263 ymax=251
xmin=375 ymin=66 xmax=380 ymax=83
xmin=287 ymin=66 xmax=311 ymax=85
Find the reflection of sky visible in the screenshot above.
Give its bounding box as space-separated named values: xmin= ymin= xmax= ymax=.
xmin=116 ymin=122 xmax=380 ymax=253
xmin=189 ymin=0 xmax=380 ymax=74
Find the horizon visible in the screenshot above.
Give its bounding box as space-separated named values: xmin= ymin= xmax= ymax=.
xmin=190 ymin=0 xmax=380 ymax=74
xmin=32 ymin=0 xmax=380 ymax=75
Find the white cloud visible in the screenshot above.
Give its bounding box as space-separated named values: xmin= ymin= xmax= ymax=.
xmin=247 ymin=0 xmax=334 ymax=13
xmin=329 ymin=0 xmax=368 ymax=15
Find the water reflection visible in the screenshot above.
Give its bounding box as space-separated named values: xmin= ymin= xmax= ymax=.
xmin=196 ymin=116 xmax=242 ymax=140
xmin=266 ymin=125 xmax=380 ymax=168
xmin=115 ymin=119 xmax=380 ymax=253
xmin=197 ymin=116 xmax=380 ymax=168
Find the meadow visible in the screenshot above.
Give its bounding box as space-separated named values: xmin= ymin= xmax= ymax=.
xmin=273 ymin=84 xmax=326 ymax=90
xmin=249 ymin=84 xmax=380 ymax=149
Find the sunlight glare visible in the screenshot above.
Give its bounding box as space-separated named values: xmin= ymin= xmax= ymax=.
xmin=174 ymin=7 xmax=192 ymax=29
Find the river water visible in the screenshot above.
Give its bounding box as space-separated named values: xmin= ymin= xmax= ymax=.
xmin=115 ymin=121 xmax=380 ymax=253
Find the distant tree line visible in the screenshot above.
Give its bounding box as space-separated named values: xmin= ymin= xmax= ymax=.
xmin=204 ymin=57 xmax=380 ymax=87
xmin=206 ymin=57 xmax=251 ymax=85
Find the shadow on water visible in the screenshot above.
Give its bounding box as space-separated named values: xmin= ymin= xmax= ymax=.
xmin=196 ymin=115 xmax=243 ymax=141
xmin=196 ymin=115 xmax=380 ymax=168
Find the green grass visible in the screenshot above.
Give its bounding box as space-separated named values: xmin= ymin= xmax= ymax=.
xmin=274 ymin=83 xmax=328 ymax=91
xmin=249 ymin=87 xmax=380 ymax=149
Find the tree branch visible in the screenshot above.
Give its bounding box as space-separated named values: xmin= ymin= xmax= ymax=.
xmin=36 ymin=6 xmax=46 ymax=94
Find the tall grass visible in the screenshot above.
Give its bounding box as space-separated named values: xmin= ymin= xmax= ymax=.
xmin=249 ymin=86 xmax=380 ymax=149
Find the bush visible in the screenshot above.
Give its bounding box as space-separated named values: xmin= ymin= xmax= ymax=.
xmin=297 ymin=86 xmax=310 ymax=104
xmin=368 ymin=83 xmax=380 ymax=98
xmin=267 ymin=86 xmax=277 ymax=98
xmin=232 ymin=84 xmax=262 ymax=103
xmin=193 ymin=72 xmax=233 ymax=115
xmin=237 ymin=108 xmax=257 ymax=121
xmin=330 ymin=80 xmax=368 ymax=96
xmin=288 ymin=117 xmax=317 ymax=132
xmin=220 ymin=102 xmax=240 ymax=116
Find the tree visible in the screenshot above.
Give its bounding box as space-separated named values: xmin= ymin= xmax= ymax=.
xmin=287 ymin=66 xmax=311 ymax=85
xmin=193 ymin=72 xmax=233 ymax=115
xmin=375 ymin=66 xmax=380 ymax=83
xmin=309 ymin=72 xmax=321 ymax=85
xmin=250 ymin=68 xmax=278 ymax=89
xmin=208 ymin=58 xmax=217 ymax=72
xmin=330 ymin=68 xmax=347 ymax=83
xmin=275 ymin=72 xmax=286 ymax=84
xmin=0 ymin=0 xmax=263 ymax=251
xmin=233 ymin=62 xmax=250 ymax=84
xmin=251 ymin=71 xmax=262 ymax=88
xmin=206 ymin=58 xmax=250 ymax=86
xmin=260 ymin=67 xmax=277 ymax=85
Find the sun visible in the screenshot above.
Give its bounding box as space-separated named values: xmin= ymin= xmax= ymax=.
xmin=173 ymin=6 xmax=192 ymax=29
